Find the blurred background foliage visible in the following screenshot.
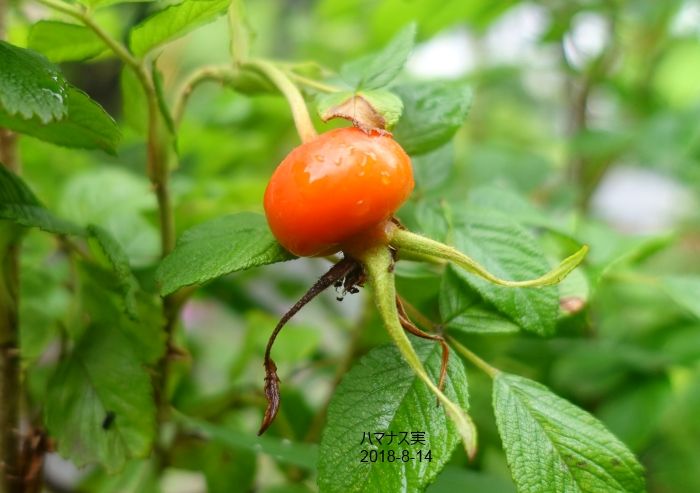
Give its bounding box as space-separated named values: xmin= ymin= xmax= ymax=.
xmin=5 ymin=0 xmax=700 ymax=491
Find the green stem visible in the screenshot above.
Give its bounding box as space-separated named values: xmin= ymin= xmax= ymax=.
xmin=287 ymin=72 xmax=341 ymax=94
xmin=447 ymin=337 xmax=499 ymax=379
xmin=172 ymin=66 xmax=236 ymax=126
xmin=390 ymin=229 xmax=588 ymax=288
xmin=228 ymin=0 xmax=250 ymax=66
xmin=359 ymin=245 xmax=477 ymax=459
xmin=244 ymin=59 xmax=318 ymax=143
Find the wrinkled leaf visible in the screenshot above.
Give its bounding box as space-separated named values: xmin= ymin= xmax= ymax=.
xmin=493 ymin=373 xmax=645 ymax=493
xmin=393 ymin=81 xmax=472 ymax=155
xmin=318 ymin=339 xmax=469 ymax=493
xmin=156 ymin=213 xmax=294 ymax=295
xmin=45 ymin=323 xmax=156 ymax=473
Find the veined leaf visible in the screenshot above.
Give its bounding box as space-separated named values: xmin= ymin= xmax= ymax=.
xmin=156 ymin=212 xmax=294 ymax=295
xmin=393 ymin=81 xmax=472 ymax=155
xmin=0 ymin=41 xmax=68 ymax=123
xmin=493 ymin=373 xmax=645 ymax=493
xmin=318 ymin=339 xmax=469 ymax=493
xmin=45 ymin=322 xmax=156 ymax=473
xmin=129 ymin=0 xmax=231 ymax=56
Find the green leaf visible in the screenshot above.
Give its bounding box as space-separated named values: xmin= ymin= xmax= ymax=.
xmin=317 ymin=89 xmax=403 ymax=130
xmin=440 ymin=267 xmax=520 ymax=334
xmin=318 ymin=339 xmax=469 ymax=493
xmin=0 ymin=165 xmax=82 ymax=235
xmin=0 ymin=41 xmax=68 ymax=123
xmin=0 ymin=87 xmax=121 ymax=153
xmin=393 ymin=81 xmax=472 ymax=155
xmin=156 ymin=212 xmax=294 ymax=295
xmin=87 ymin=225 xmax=140 ymax=320
xmin=175 ymin=413 xmax=318 ymax=470
xmin=129 ymin=0 xmax=232 ymax=56
xmin=663 ymin=276 xmax=700 ymax=319
xmin=80 ymin=262 xmax=165 ymax=365
xmin=28 ymin=21 xmax=106 ymax=63
xmin=341 ymin=23 xmax=416 ymax=90
xmin=493 ymin=373 xmax=645 ymax=493
xmin=450 ymin=210 xmax=562 ymax=335
xmin=44 ymin=323 xmax=156 ymax=473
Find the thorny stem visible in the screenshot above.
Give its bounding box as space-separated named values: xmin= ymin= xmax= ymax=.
xmin=244 ymin=59 xmax=318 ymax=144
xmin=359 ymin=245 xmax=477 ymax=459
xmin=259 ymin=257 xmax=361 ymax=435
xmin=447 ymin=337 xmax=500 ymax=379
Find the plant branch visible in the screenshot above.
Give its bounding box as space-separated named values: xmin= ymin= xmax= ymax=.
xmin=172 ymin=66 xmax=236 ymax=126
xmin=244 ymin=59 xmax=318 ymax=143
xmin=390 ymin=229 xmax=588 ymax=288
xmin=359 ymin=245 xmax=477 ymax=459
xmin=287 ymin=72 xmax=341 ymax=94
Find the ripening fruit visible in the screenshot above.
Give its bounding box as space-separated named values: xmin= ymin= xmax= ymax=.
xmin=264 ymin=127 xmax=414 ymax=257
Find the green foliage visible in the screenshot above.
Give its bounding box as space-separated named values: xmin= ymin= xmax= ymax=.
xmin=28 ymin=21 xmax=106 ymax=63
xmin=340 ymin=23 xmax=416 ymax=90
xmin=493 ymin=373 xmax=646 ymax=493
xmin=0 ymin=165 xmax=82 ymax=235
xmin=2 ymin=1 xmax=697 ymax=492
xmin=129 ymin=0 xmax=232 ymax=56
xmin=0 ymin=87 xmax=121 ymax=153
xmin=318 ymin=340 xmax=469 ymax=493
xmin=156 ymin=213 xmax=294 ymax=295
xmin=45 ymin=318 xmax=156 ymax=473
xmin=393 ymin=82 xmax=472 ymax=155
xmin=0 ymin=41 xmax=67 ymax=123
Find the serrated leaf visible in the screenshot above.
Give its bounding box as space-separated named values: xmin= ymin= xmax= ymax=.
xmin=393 ymin=81 xmax=472 ymax=155
xmin=129 ymin=0 xmax=231 ymax=56
xmin=450 ymin=210 xmax=560 ymax=335
xmin=427 ymin=466 xmax=516 ymax=493
xmin=156 ymin=213 xmax=294 ymax=295
xmin=0 ymin=87 xmax=121 ymax=153
xmin=662 ymin=276 xmax=700 ymax=319
xmin=440 ymin=267 xmax=520 ymax=334
xmin=0 ymin=41 xmax=68 ymax=123
xmin=341 ymin=23 xmax=416 ymax=90
xmin=318 ymin=339 xmax=469 ymax=493
xmin=28 ymin=21 xmax=106 ymax=63
xmin=493 ymin=373 xmax=645 ymax=493
xmin=45 ymin=323 xmax=156 ymax=473
xmin=0 ymin=165 xmax=82 ymax=235
xmin=317 ymin=89 xmax=403 ymax=130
